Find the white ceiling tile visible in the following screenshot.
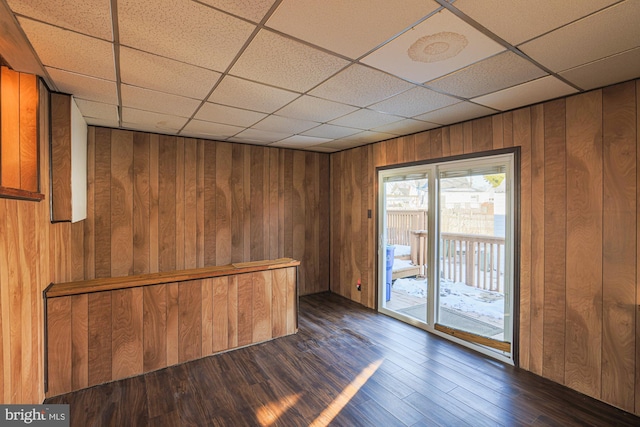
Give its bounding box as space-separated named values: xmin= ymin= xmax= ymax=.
xmin=121 ymin=108 xmax=188 ymax=133
xmin=560 ymin=47 xmax=640 ymax=91
xmin=229 ymin=29 xmax=349 ymax=92
xmin=232 ymin=128 xmax=291 ymax=143
xmin=372 ymin=119 xmax=439 ymax=135
xmin=414 ymin=102 xmax=497 ymax=125
xmin=306 ymin=145 xmax=339 ymax=153
xmin=74 ymin=99 xmax=119 ymax=121
xmin=197 ymin=0 xmax=276 ymax=22
xmin=321 ymin=131 xmax=395 ymax=148
xmin=121 ymin=85 xmax=201 ymax=118
xmin=329 ymin=109 xmax=404 ymax=130
xmin=252 ymin=115 xmax=319 ymax=134
xmin=369 ymin=86 xmax=459 ymax=117
xmin=309 ymin=64 xmax=415 ymax=107
xmin=301 ymin=124 xmax=361 ymax=139
xmin=269 ymin=135 xmax=333 ymax=148
xmin=267 ymin=0 xmax=439 ymax=59
xmin=362 ymin=9 xmax=505 ymax=83
xmin=208 ymin=76 xmax=299 ymax=113
xmin=454 ymin=0 xmax=618 ymax=45
xmin=118 ymin=0 xmax=255 ymax=71
xmin=472 ymin=76 xmax=578 ymax=111
xmin=426 ymin=51 xmax=547 ymax=98
xmin=120 ymin=47 xmax=221 ymax=100
xmin=520 ymin=1 xmax=640 ymax=72
xmin=46 ymin=67 xmax=118 ymax=104
xmin=8 ymin=0 xmax=113 ymax=40
xmin=181 ymin=119 xmax=244 ymax=140
xmin=275 ymin=96 xmax=359 ymax=122
xmin=19 ymin=18 xmax=115 ymax=80
xmin=195 ymin=103 xmax=267 ymax=127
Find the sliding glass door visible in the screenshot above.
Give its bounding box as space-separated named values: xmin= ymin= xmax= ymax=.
xmin=378 ymin=154 xmax=514 ymax=362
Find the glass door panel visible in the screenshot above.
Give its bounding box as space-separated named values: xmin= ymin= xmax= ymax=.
xmin=380 ymin=172 xmax=429 ymax=323
xmin=437 ymin=162 xmax=511 ymax=346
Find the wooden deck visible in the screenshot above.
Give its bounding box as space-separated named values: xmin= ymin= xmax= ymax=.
xmin=45 ymin=293 xmax=640 ymax=426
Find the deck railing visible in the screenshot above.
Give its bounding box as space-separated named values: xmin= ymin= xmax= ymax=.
xmin=387 ymin=209 xmax=428 ymax=246
xmin=404 ymin=230 xmax=506 ymax=293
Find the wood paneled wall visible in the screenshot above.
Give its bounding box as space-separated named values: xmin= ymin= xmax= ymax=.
xmin=46 ymin=265 xmax=297 ymax=397
xmin=0 ymin=80 xmax=76 ymax=404
xmin=330 ymin=79 xmax=640 ymax=415
xmin=75 ymin=128 xmax=329 ymax=296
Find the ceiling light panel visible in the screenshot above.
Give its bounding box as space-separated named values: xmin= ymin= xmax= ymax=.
xmin=46 ymin=68 xmax=118 ymax=104
xmin=120 ymin=47 xmax=221 ymax=100
xmin=414 ymin=101 xmax=496 ymax=125
xmin=275 ymin=95 xmax=359 ymax=122
xmin=362 ymin=9 xmax=504 ymax=83
xmin=118 ymin=0 xmax=255 ymax=71
xmin=7 ymin=0 xmax=113 ymax=40
xmin=197 ymin=0 xmax=276 ymax=23
xmin=229 ymin=29 xmax=349 ymax=92
xmin=266 ymin=0 xmax=439 ymax=59
xmin=520 ymin=1 xmax=640 ymax=73
xmin=19 ymin=18 xmax=115 ymax=80
xmin=426 ymin=51 xmax=547 ymax=98
xmin=308 ymin=64 xmax=415 ymax=107
xmin=329 ymin=109 xmax=404 ymax=130
xmin=195 ymin=103 xmax=267 ymax=127
xmin=181 ymin=119 xmax=244 ymax=140
xmin=369 ymin=86 xmax=459 ymax=117
xmin=252 ymin=115 xmax=319 ymax=134
xmin=560 ymin=47 xmax=640 ymax=91
xmin=453 ymin=0 xmax=618 ymax=46
xmin=208 ymin=76 xmax=299 ymax=113
xmin=121 ymin=108 xmax=189 ymax=133
xmin=121 ymin=85 xmax=201 ymax=118
xmin=472 ymin=76 xmax=578 ymax=111
xmin=301 ymin=124 xmax=361 ymax=139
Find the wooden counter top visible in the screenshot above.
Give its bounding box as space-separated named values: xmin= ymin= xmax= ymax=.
xmin=45 ymin=258 xmax=300 ymax=298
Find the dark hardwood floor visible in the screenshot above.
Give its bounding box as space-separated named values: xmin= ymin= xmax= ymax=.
xmin=46 ymin=292 xmax=639 ymax=426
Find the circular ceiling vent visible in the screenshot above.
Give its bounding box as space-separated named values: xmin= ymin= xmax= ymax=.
xmin=407 ymin=31 xmax=468 ymax=63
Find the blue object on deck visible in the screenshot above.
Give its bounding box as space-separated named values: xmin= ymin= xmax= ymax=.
xmin=385 ymin=246 xmax=395 ymax=301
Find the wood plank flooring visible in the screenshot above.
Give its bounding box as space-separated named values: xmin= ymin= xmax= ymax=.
xmin=45 ymin=292 xmax=640 ymax=426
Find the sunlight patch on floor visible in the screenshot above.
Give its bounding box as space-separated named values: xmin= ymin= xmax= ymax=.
xmin=257 ymin=393 xmax=302 ymax=426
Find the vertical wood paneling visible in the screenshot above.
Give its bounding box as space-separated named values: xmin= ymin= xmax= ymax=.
xmin=111 ymin=288 xmax=143 ymax=380
xmin=213 ymin=277 xmax=229 ymax=352
xmin=94 ymin=128 xmax=111 ymax=278
xmin=228 ymin=276 xmax=238 ymax=349
xmin=231 ymin=144 xmax=245 ymax=263
xmin=530 ymin=104 xmax=545 ymax=375
xmin=1 ymin=67 xmax=21 ymax=189
xmin=166 ymin=283 xmax=179 ymax=366
xmin=515 ymin=107 xmax=532 ymax=370
xmin=143 ymin=285 xmax=167 ymax=372
xmin=330 ymin=152 xmax=342 ymax=295
xmin=204 ymin=142 xmax=216 ymax=266
xmin=269 ymin=148 xmax=280 ymax=260
xmin=149 ymin=135 xmax=159 ymax=273
xmin=431 ymin=128 xmax=443 ymax=158
xmin=414 ymin=131 xmax=431 ymax=161
xmin=449 ymin=124 xmax=464 ymax=156
xmin=292 ymin=151 xmax=306 ymax=291
xmin=472 ymin=117 xmax=493 ymax=152
xmin=18 ymin=73 xmax=37 ymax=192
xmin=158 ymin=136 xmax=176 ymax=272
xmin=286 ymin=267 xmax=297 ymax=335
xmin=183 ymin=139 xmax=197 ymax=268
xmin=201 ymin=278 xmax=214 ymax=356
xmin=71 ymin=294 xmax=88 ymax=391
xmin=463 ymin=121 xmax=473 ymax=154
xmin=196 ymin=140 xmax=205 ymax=268
xmin=271 ymin=269 xmax=287 ymax=338
xmin=88 ymin=292 xmax=111 ymax=385
xmin=237 ymin=273 xmax=253 ymax=347
xmin=284 ymin=150 xmax=294 ymax=258
xmin=565 ymin=90 xmax=603 ymax=398
xmin=542 ymin=99 xmax=567 ymax=384
xmin=110 ymin=130 xmax=134 ymax=277
xmin=636 ymin=81 xmax=640 ymax=416
xmin=602 ymin=81 xmax=636 ymax=412
xmin=47 ymin=298 xmax=72 ymax=397
xmin=84 ymin=128 xmax=96 ymax=280
xmin=175 ymin=138 xmax=185 ymax=270
xmin=178 ymin=281 xmax=202 ymax=362
xmin=243 ymin=145 xmax=251 ymax=261
xmin=251 ymin=146 xmax=266 ymax=261
xmin=215 ymin=143 xmax=232 ymax=265
xmin=133 ymin=132 xmax=150 ymax=275
xmin=252 ymin=271 xmax=272 ymax=342
xmin=492 ymin=115 xmax=504 ymax=149
xmin=319 ymin=154 xmax=330 ymax=293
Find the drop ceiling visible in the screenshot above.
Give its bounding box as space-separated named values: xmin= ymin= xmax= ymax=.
xmin=2 ymin=0 xmax=639 ymax=152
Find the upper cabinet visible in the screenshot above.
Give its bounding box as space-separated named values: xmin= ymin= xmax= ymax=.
xmin=50 ymin=92 xmax=87 ymax=223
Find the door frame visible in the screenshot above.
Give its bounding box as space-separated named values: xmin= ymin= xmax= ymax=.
xmin=376 ymin=148 xmax=520 ymax=366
